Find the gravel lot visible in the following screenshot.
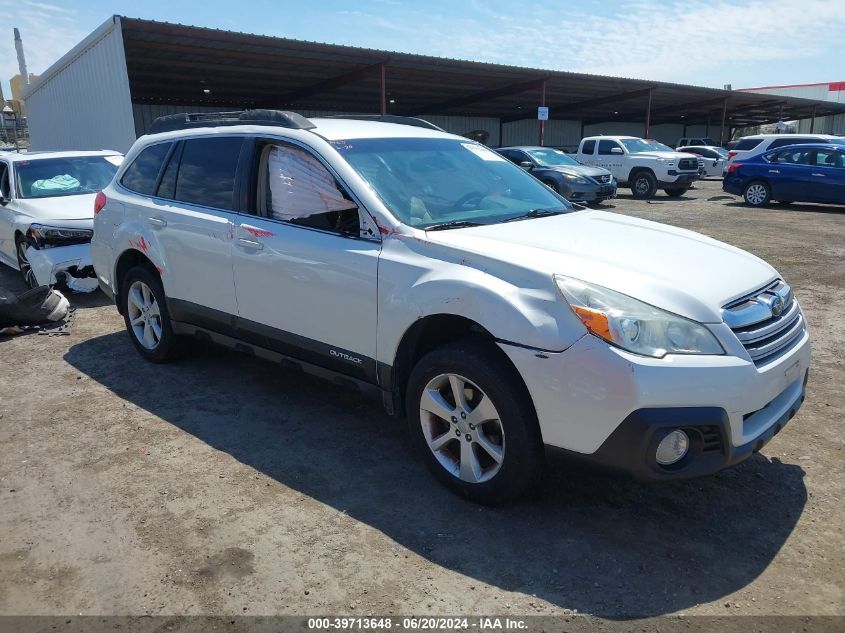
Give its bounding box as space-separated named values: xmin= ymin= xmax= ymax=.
xmin=0 ymin=179 xmax=842 ymax=619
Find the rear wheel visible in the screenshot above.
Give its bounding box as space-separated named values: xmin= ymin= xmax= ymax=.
xmin=743 ymin=181 xmax=771 ymax=207
xmin=406 ymin=342 xmax=544 ymax=504
xmin=15 ymin=236 xmax=38 ymax=288
xmin=630 ymin=171 xmax=657 ymax=199
xmin=120 ymin=265 xmax=181 ymax=363
xmin=664 ymin=188 xmax=688 ymax=197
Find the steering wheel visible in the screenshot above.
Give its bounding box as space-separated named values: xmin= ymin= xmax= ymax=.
xmin=454 ymin=191 xmax=486 ymax=209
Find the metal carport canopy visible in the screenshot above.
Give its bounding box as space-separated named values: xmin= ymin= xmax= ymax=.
xmin=120 ymin=16 xmax=845 ymax=132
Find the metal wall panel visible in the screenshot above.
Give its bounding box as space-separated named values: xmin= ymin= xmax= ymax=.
xmin=25 ymin=17 xmax=136 ymax=153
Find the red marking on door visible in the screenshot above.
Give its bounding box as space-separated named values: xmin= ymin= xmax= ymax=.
xmin=243 ymin=226 xmax=274 ymax=238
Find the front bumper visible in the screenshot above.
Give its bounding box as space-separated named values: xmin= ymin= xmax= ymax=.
xmin=566 ymin=181 xmax=617 ymax=202
xmin=25 ymin=243 xmax=98 ymax=293
xmin=658 ymin=172 xmax=697 ymax=187
xmin=500 ymin=326 xmax=811 ymax=481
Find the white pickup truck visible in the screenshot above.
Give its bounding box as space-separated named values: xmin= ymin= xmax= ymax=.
xmin=576 ymin=136 xmax=701 ymax=199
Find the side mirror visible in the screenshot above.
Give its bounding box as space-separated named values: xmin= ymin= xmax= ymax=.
xmin=519 ymin=161 xmax=534 ymax=170
xmin=610 ymin=147 xmax=624 ymax=155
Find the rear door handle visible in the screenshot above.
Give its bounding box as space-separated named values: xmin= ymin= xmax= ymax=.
xmin=768 ymin=169 xmax=780 ymax=174
xmin=237 ymin=237 xmax=264 ymax=250
xmin=811 ymin=173 xmax=825 ymax=177
xmin=148 ymin=216 xmax=167 ymax=228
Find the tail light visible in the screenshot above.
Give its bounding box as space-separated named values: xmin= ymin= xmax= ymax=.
xmin=94 ymin=191 xmax=107 ymax=214
xmin=727 ymin=162 xmax=743 ymax=174
xmin=727 ymin=151 xmax=737 ymax=161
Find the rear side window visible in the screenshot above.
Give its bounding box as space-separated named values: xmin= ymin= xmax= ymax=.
xmin=768 ymin=137 xmax=816 ymax=150
xmin=581 ymin=140 xmax=595 ymax=155
xmin=175 ymin=137 xmax=243 ymax=210
xmin=734 ymin=138 xmax=763 ymax=151
xmin=767 ymin=149 xmax=813 ymax=164
xmin=121 ymin=142 xmax=171 ymax=195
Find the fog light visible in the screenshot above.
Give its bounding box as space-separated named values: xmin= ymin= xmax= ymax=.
xmin=655 ymin=429 xmax=689 ymax=465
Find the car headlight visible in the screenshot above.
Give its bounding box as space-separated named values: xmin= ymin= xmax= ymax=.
xmin=656 ymin=158 xmax=676 ymax=166
xmin=561 ymin=173 xmax=589 ymax=184
xmin=554 ymin=275 xmax=724 ymax=358
xmin=28 ymin=224 xmax=94 ymax=249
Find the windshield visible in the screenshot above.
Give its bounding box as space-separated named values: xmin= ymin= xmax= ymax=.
xmin=526 ymin=148 xmax=580 ymax=167
xmin=620 ymin=139 xmax=674 ymax=153
xmin=15 ymin=156 xmax=121 ymax=199
xmin=332 ymin=138 xmax=572 ymax=228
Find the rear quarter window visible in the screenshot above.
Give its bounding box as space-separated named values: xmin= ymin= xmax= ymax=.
xmin=121 ymin=142 xmax=172 ymax=195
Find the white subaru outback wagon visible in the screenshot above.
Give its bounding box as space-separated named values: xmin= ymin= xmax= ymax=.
xmin=92 ymin=111 xmax=810 ymax=503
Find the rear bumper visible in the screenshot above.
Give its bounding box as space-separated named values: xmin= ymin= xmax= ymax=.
xmin=722 ymin=176 xmax=745 ymax=195
xmin=26 ymin=243 xmax=98 ymax=292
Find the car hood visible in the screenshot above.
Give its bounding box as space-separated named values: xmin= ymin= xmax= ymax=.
xmin=632 ymin=151 xmax=698 ymax=160
xmin=14 ymin=194 xmax=96 ymax=222
xmin=426 ymin=210 xmax=777 ymax=323
xmin=546 ymin=165 xmax=611 ymax=178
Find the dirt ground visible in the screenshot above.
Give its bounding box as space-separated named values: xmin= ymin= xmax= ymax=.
xmin=0 ymin=180 xmax=842 ymax=620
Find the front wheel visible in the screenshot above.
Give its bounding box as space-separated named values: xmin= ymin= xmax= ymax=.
xmin=120 ymin=265 xmax=181 ymax=363
xmin=664 ymin=187 xmax=688 ymax=197
xmin=406 ymin=342 xmax=544 ymax=504
xmin=15 ymin=236 xmax=38 ymax=288
xmin=743 ymin=181 xmax=771 ymax=207
xmin=630 ymin=171 xmax=657 ymax=199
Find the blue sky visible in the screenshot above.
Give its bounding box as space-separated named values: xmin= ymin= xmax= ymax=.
xmin=2 ymin=0 xmax=844 ymax=99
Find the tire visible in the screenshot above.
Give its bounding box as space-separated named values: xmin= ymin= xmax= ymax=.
xmin=120 ymin=265 xmax=181 ymax=363
xmin=664 ymin=188 xmax=688 ymax=197
xmin=406 ymin=341 xmax=544 ymax=504
xmin=544 ymin=180 xmax=569 ymax=198
xmin=630 ymin=171 xmax=657 ymax=199
xmin=15 ymin=235 xmax=38 ymax=288
xmin=743 ymin=181 xmax=771 ymax=207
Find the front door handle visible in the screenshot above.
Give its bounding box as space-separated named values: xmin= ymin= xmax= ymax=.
xmin=768 ymin=169 xmax=780 ymax=174
xmin=237 ymin=237 xmax=264 ymax=250
xmin=148 ymin=216 xmax=167 ymax=228
xmin=811 ymin=173 xmax=825 ymax=177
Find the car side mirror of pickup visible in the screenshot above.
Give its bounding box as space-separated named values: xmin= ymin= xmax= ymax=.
xmin=610 ymin=147 xmax=624 ymax=155
xmin=519 ymin=161 xmax=534 ymax=170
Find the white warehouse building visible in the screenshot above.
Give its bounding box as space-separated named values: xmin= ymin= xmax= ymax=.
xmin=738 ymin=82 xmax=845 ymax=135
xmin=21 ymin=16 xmax=845 ymax=153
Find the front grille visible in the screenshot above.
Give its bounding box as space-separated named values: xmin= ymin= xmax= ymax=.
xmin=722 ymin=280 xmax=805 ymax=365
xmin=598 ymin=174 xmax=611 ymax=184
xmin=678 ymin=158 xmax=698 ymax=170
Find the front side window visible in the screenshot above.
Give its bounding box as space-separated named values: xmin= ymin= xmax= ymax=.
xmin=597 ymin=140 xmax=622 ymax=155
xmin=259 ymin=144 xmax=360 ymax=235
xmin=16 ymin=155 xmax=120 ymax=199
xmin=814 ymin=150 xmax=845 ymax=168
xmin=175 ymin=137 xmax=243 ymax=210
xmin=332 ymin=137 xmax=571 ymax=229
xmin=121 ymin=143 xmax=171 ymax=196
xmin=527 ymin=148 xmax=580 ymax=167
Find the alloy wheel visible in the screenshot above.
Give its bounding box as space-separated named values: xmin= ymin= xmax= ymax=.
xmin=419 ymin=373 xmax=505 ymax=483
xmin=126 ymin=280 xmax=163 ymax=350
xmin=635 ymin=177 xmax=651 ymax=195
xmin=16 ymin=239 xmax=37 ymax=288
xmin=745 ymin=184 xmax=768 ymax=205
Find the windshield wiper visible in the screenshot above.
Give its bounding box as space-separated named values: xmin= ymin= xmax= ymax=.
xmin=501 ymin=207 xmax=568 ymax=223
xmin=425 ymin=220 xmax=486 ymax=231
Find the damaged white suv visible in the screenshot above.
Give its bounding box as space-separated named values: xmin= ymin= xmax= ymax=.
xmin=92 ymin=111 xmax=810 ymax=503
xmin=0 ymin=150 xmax=122 ymax=291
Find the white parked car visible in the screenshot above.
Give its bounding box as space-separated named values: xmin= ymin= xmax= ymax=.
xmin=92 ymin=111 xmax=811 ymax=503
xmin=727 ymin=134 xmax=844 ymax=165
xmin=576 ymin=136 xmax=701 ymax=199
xmin=0 ymin=150 xmax=122 ymax=291
xmin=677 ymin=145 xmax=729 ymax=177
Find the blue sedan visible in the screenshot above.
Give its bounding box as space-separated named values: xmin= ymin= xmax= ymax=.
xmin=723 ymin=142 xmax=845 ymax=207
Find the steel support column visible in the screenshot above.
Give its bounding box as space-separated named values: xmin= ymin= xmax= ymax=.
xmin=539 ymin=80 xmax=546 ymax=146
xmin=810 ymin=105 xmax=817 ymax=132
xmin=719 ymin=98 xmax=728 ymax=146
xmin=644 ymin=88 xmax=653 ymax=138
xmin=380 ymin=63 xmax=387 ymax=115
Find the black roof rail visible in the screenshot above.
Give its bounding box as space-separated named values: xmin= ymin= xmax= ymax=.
xmin=147 ymin=110 xmax=316 ymax=135
xmin=323 ymin=114 xmax=445 ymax=132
